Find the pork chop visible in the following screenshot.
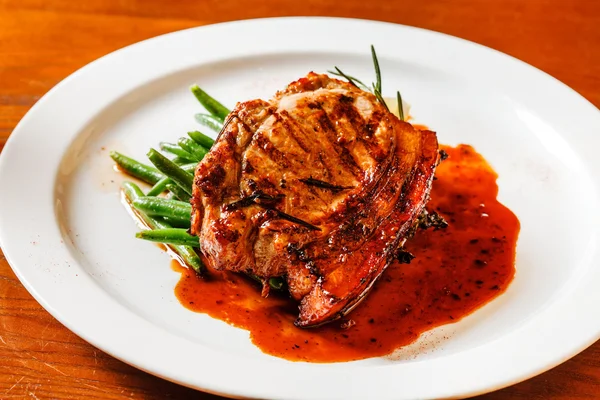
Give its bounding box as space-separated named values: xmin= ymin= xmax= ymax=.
xmin=190 ymin=72 xmax=440 ymax=327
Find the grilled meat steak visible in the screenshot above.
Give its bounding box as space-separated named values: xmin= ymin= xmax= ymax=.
xmin=190 ymin=72 xmax=440 ymax=327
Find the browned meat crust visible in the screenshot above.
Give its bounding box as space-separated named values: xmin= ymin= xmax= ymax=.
xmin=191 ymin=72 xmax=439 ymax=327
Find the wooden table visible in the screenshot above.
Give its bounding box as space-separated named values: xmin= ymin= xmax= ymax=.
xmin=1 ymin=0 xmax=599 ymax=398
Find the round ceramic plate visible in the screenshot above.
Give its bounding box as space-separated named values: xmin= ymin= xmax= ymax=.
xmin=1 ymin=17 xmax=600 ymax=400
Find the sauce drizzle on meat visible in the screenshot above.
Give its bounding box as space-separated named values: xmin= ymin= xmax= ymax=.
xmin=173 ymin=144 xmax=520 ymax=362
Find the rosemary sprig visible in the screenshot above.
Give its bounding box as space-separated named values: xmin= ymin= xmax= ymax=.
xmin=370 ymin=45 xmax=389 ymax=112
xmin=327 ymin=67 xmax=370 ymax=91
xmin=224 ymin=191 xmax=283 ymax=211
xmin=371 ymin=45 xmax=382 ymax=94
xmin=299 ymin=177 xmax=353 ymax=191
xmin=328 ymin=46 xmax=395 ymax=112
xmin=396 ymin=91 xmax=405 ymax=121
xmin=372 ymin=90 xmax=389 ymax=111
xmin=266 ymin=208 xmax=321 ymax=231
xmin=223 ymin=191 xmax=321 ymax=231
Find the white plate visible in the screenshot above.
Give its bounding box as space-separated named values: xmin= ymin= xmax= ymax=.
xmin=1 ymin=17 xmax=600 ymax=400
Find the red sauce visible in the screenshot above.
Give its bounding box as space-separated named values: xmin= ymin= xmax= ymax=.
xmin=173 ymin=145 xmax=520 ymax=362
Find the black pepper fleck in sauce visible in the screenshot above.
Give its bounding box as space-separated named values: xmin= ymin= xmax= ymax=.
xmin=172 ymin=144 xmax=520 ymax=362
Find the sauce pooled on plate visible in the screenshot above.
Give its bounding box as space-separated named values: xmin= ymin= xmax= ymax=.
xmin=173 ymin=144 xmax=520 ymax=362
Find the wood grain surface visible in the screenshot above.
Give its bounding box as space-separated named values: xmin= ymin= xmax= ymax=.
xmin=1 ymin=0 xmax=599 ymax=398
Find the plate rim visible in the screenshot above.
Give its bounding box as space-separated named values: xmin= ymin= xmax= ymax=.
xmin=1 ymin=16 xmax=600 ymax=400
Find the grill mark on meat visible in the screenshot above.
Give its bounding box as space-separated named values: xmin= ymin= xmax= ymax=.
xmin=312 ymin=103 xmax=363 ymax=178
xmin=279 ymin=109 xmax=349 ymax=185
xmin=244 ymin=113 xmax=331 ymax=204
xmin=325 ymin=93 xmax=389 ymax=173
xmin=322 ymin=148 xmax=399 ymax=228
xmin=287 ymin=243 xmax=323 ymax=280
xmin=241 ymin=159 xmax=254 ymax=174
xmin=253 ymin=132 xmax=289 ymax=168
xmin=251 ymin=178 xmax=281 ymax=200
xmin=273 ymin=111 xmax=313 ymax=154
xmin=299 ymin=184 xmax=330 ymax=209
xmin=223 ymin=107 xmax=276 ymax=199
xmin=236 ymin=100 xmax=276 ymax=130
xmin=274 ymin=112 xmax=331 ymax=188
xmin=316 ymin=152 xmax=336 ymax=181
xmin=291 ymin=99 xmax=361 ymax=178
xmin=331 ymin=94 xmax=364 ymax=129
xmin=260 ymin=113 xmax=305 ymax=154
xmin=236 ymin=117 xmax=287 ymax=198
xmin=361 ymin=111 xmax=386 ymax=155
xmin=363 ymin=111 xmax=383 ymax=137
xmin=243 ymin=143 xmax=330 ymax=211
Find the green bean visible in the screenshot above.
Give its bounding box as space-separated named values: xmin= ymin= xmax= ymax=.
xmin=146 ymin=164 xmax=197 ymax=197
xmin=188 ymin=130 xmax=215 ymax=149
xmin=166 ymin=183 xmax=192 ymax=203
xmin=131 ymin=196 xmax=191 ymax=226
xmin=147 ymin=177 xmax=170 ymax=196
xmin=147 ymin=148 xmax=194 ymax=195
xmin=171 ymin=245 xmax=203 ymax=275
xmin=110 ymin=151 xmax=164 ymax=185
xmin=194 ymin=113 xmax=224 ymax=133
xmin=171 ymin=157 xmax=192 ymax=165
xmin=190 ymin=85 xmax=230 ymax=122
xmin=121 ymin=182 xmax=203 ymax=274
xmin=268 ymin=277 xmax=285 ymax=290
xmin=161 ymin=215 xmax=191 ymax=228
xmin=181 ymin=163 xmax=199 ymax=173
xmin=248 ymin=274 xmax=286 ymax=291
xmin=136 ymin=228 xmax=199 ymax=247
xmin=178 ymin=137 xmax=208 ymax=160
xmin=160 ymin=142 xmax=197 ymax=162
xmin=122 ymin=181 xmax=146 ymax=204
